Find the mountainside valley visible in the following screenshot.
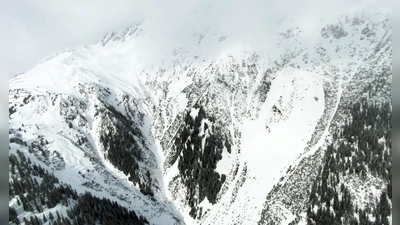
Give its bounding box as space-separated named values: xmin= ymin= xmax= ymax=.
xmin=8 ymin=6 xmax=392 ymax=225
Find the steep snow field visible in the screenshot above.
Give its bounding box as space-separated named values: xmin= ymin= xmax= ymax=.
xmin=197 ymin=68 xmax=324 ymax=224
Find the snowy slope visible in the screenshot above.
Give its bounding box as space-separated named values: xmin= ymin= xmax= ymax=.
xmin=9 ymin=6 xmax=391 ymax=225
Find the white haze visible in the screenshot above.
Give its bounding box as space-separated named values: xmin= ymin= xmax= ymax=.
xmin=8 ymin=0 xmax=390 ymax=77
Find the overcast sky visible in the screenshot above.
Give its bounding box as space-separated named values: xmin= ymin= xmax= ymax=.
xmin=8 ymin=0 xmax=391 ymax=78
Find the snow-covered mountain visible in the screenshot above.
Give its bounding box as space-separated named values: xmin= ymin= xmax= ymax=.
xmin=9 ymin=6 xmax=391 ymax=225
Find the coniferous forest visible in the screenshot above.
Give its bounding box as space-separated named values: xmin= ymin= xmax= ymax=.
xmin=306 ymin=98 xmax=391 ymax=224
xmin=9 ymin=150 xmax=148 ymax=225
xmin=97 ymin=104 xmax=154 ymax=197
xmin=174 ymin=105 xmax=229 ymax=218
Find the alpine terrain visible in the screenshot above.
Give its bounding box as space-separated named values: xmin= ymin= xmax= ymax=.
xmin=9 ymin=3 xmax=391 ymax=225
